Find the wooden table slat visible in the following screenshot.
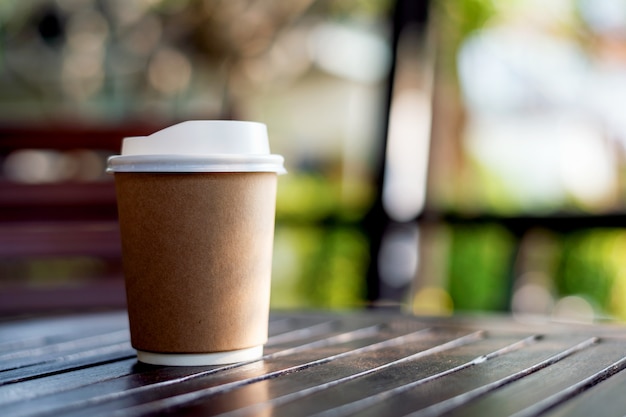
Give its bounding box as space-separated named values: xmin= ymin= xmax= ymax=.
xmin=542 ymin=357 xmax=626 ymax=417
xmin=439 ymin=339 xmax=626 ymax=417
xmin=2 ymin=311 xmax=626 ymax=417
xmin=182 ymin=334 xmax=539 ymax=417
xmin=267 ymin=335 xmax=597 ymax=417
xmin=90 ymin=330 xmax=483 ymax=417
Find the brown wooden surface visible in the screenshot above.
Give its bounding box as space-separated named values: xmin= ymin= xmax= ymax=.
xmin=1 ymin=311 xmax=626 ymax=416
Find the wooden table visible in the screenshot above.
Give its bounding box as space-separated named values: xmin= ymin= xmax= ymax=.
xmin=2 ymin=310 xmax=626 ymax=416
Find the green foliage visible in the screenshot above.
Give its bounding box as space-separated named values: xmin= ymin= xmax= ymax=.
xmin=276 ymin=174 xmax=339 ymax=222
xmin=555 ymin=230 xmax=618 ymax=313
xmin=434 ymin=0 xmax=496 ymax=79
xmin=276 ymin=173 xmax=374 ymax=223
xmin=271 ymin=225 xmax=369 ymax=309
xmin=441 ymin=0 xmax=496 ymax=38
xmin=447 ymin=223 xmax=514 ymax=311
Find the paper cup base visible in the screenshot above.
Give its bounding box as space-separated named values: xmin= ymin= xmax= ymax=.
xmin=136 ymin=345 xmax=263 ymax=366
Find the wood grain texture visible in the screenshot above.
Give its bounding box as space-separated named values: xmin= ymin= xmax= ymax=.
xmin=2 ymin=311 xmax=626 ymax=416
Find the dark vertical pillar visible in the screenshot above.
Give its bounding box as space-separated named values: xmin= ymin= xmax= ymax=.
xmin=364 ymin=0 xmax=431 ymax=306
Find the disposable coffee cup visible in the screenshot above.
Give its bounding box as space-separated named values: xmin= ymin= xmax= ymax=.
xmin=107 ymin=120 xmax=285 ymax=366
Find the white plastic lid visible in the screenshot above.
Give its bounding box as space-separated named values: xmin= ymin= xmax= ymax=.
xmin=107 ymin=120 xmax=285 ymax=174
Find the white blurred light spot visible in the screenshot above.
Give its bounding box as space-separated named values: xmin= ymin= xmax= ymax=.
xmin=559 ymin=123 xmax=617 ymax=205
xmin=67 ymin=8 xmax=109 ymax=53
xmin=125 ymin=15 xmax=163 ymax=56
xmin=4 ymin=150 xmax=71 ymax=183
xmin=148 ymin=48 xmax=192 ymax=95
xmin=463 ymin=113 xmax=617 ymax=211
xmin=579 ymin=0 xmax=626 ymax=34
xmin=308 ymin=22 xmax=391 ymax=83
xmin=3 ymin=149 xmax=108 ymax=183
xmin=63 ymin=9 xmax=107 ymax=100
xmin=552 ymin=295 xmax=595 ymax=323
xmin=378 ymin=224 xmax=419 ymax=288
xmin=383 ymin=89 xmax=431 ymax=221
xmin=512 ymin=283 xmax=554 ymax=316
xmin=458 ymin=27 xmax=587 ymax=113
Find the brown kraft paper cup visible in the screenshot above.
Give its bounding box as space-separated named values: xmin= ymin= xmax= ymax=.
xmin=114 ymin=171 xmax=277 ymax=356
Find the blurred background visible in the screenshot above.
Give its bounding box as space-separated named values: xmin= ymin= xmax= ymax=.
xmin=2 ymin=0 xmax=626 ymax=323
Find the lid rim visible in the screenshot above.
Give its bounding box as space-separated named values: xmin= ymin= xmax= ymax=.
xmin=106 ymin=154 xmax=286 ymax=174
